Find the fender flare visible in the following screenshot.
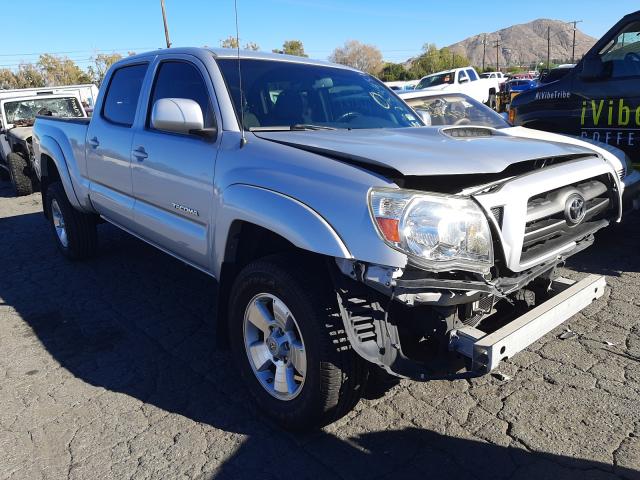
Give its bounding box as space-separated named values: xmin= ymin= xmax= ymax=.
xmin=38 ymin=135 xmax=82 ymax=209
xmin=214 ymin=184 xmax=352 ymax=276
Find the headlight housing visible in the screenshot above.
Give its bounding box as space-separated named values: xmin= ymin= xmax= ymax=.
xmin=369 ymin=188 xmax=493 ymax=273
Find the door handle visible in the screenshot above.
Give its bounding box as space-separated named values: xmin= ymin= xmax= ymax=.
xmin=88 ymin=137 xmax=100 ymax=148
xmin=132 ymin=146 xmax=148 ymax=161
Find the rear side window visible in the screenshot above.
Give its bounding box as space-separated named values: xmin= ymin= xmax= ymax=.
xmin=467 ymin=69 xmax=478 ymax=81
xmin=148 ymin=61 xmax=215 ymax=129
xmin=102 ymin=64 xmax=147 ymax=126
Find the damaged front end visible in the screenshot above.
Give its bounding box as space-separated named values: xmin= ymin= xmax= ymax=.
xmin=331 ymin=156 xmax=621 ymax=380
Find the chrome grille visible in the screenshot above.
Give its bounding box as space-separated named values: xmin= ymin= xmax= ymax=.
xmin=522 ymin=177 xmax=612 ymax=255
xmin=616 ymin=168 xmax=625 ymax=180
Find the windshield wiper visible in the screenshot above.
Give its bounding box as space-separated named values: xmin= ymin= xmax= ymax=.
xmin=290 ymin=124 xmax=336 ymax=131
xmin=249 ymin=124 xmax=337 ymax=132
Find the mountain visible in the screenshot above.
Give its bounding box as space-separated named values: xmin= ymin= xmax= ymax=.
xmin=446 ymin=19 xmax=597 ymax=69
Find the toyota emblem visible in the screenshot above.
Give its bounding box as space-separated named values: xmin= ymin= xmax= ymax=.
xmin=565 ymin=194 xmax=586 ymax=226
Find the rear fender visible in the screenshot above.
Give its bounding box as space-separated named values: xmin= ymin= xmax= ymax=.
xmin=38 ymin=135 xmax=86 ymax=210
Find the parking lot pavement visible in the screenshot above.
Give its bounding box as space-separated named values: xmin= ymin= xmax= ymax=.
xmin=0 ymin=181 xmax=639 ymax=480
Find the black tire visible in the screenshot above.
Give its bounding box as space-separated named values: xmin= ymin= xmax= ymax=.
xmin=7 ymin=152 xmax=34 ymax=196
xmin=44 ymin=181 xmax=98 ymax=260
xmin=228 ymin=254 xmax=368 ymax=430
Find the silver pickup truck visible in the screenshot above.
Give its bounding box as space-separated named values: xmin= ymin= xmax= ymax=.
xmin=33 ymin=48 xmax=620 ymax=430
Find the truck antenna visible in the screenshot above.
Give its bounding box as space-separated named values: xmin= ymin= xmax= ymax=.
xmin=234 ymin=0 xmax=247 ymax=147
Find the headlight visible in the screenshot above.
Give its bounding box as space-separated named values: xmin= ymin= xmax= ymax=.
xmin=369 ymin=188 xmax=493 ymax=272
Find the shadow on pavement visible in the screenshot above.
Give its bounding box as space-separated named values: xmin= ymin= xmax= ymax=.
xmin=0 ymin=210 xmax=637 ymax=479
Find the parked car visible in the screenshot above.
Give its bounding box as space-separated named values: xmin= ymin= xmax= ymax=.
xmin=384 ymin=80 xmax=418 ymax=91
xmin=0 ymin=92 xmax=87 ymax=195
xmin=34 ymin=48 xmax=619 ymax=430
xmin=497 ymin=78 xmax=538 ymax=112
xmin=510 ymin=10 xmax=640 ymax=166
xmin=415 ymin=67 xmax=499 ymax=108
xmin=399 ymin=90 xmax=640 ymax=200
xmin=0 ymin=84 xmax=99 ymax=110
xmin=480 ymin=71 xmax=507 ymax=83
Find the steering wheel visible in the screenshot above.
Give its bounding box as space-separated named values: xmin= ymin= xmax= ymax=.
xmin=336 ymin=111 xmax=362 ymax=123
xmin=453 ymin=118 xmax=471 ymax=126
xmin=625 ymin=52 xmax=640 ymax=62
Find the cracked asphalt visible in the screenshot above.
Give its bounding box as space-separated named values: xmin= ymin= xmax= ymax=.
xmin=1 ymin=181 xmax=639 ymax=480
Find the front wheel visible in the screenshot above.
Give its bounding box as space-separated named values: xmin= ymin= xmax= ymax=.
xmin=6 ymin=152 xmax=34 ymax=196
xmin=45 ymin=182 xmax=98 ymax=260
xmin=228 ymin=255 xmax=368 ymax=430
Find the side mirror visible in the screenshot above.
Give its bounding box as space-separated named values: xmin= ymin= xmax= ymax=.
xmin=579 ymin=56 xmax=605 ymax=81
xmin=459 ymin=77 xmax=469 ymax=84
xmin=151 ymin=98 xmax=215 ymax=138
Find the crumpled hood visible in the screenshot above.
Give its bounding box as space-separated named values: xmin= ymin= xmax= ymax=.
xmin=252 ymin=127 xmax=596 ymax=176
xmin=7 ymin=126 xmax=33 ymax=141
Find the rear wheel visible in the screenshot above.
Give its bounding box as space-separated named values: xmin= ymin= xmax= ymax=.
xmin=45 ymin=181 xmax=98 ymax=260
xmin=7 ymin=152 xmax=34 ymax=196
xmin=228 ymin=254 xmax=368 ymax=430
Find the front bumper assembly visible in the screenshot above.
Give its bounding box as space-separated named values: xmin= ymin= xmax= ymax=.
xmin=450 ymin=274 xmax=606 ymax=373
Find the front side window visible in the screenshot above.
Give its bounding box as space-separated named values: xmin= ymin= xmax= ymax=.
xmin=148 ymin=61 xmax=215 ymax=130
xmin=458 ymin=70 xmax=469 ymax=83
xmin=102 ymin=63 xmax=148 ymax=126
xmin=599 ymin=21 xmax=640 ymax=78
xmin=217 ymin=58 xmax=422 ymax=130
xmin=4 ymin=97 xmax=83 ymax=126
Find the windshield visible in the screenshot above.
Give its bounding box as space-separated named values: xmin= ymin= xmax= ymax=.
xmin=216 ymin=59 xmax=422 ymax=130
xmin=403 ymin=94 xmax=509 ymax=129
xmin=3 ymin=97 xmax=83 ymax=126
xmin=415 ymin=72 xmax=455 ymax=89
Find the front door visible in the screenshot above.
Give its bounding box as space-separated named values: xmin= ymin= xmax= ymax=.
xmin=130 ymin=57 xmax=218 ymax=270
xmin=573 ymin=19 xmax=640 ymax=161
xmin=86 ymin=63 xmax=148 ymax=228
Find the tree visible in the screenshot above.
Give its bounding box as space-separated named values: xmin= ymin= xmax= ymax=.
xmin=88 ymin=53 xmax=123 ymax=86
xmin=13 ymin=63 xmax=45 ymax=88
xmin=37 ymin=54 xmax=92 ymax=86
xmin=220 ymin=36 xmax=260 ymax=51
xmin=273 ymin=40 xmax=307 ymax=57
xmin=378 ymin=63 xmax=410 ymax=82
xmin=329 ymin=40 xmax=383 ymax=74
xmin=0 ymin=69 xmax=17 ymax=89
xmin=408 ymin=44 xmax=470 ymax=78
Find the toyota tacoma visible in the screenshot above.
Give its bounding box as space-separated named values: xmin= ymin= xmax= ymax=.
xmin=32 ymin=48 xmax=620 ymax=430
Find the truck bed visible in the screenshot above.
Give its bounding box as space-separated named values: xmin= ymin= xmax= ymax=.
xmin=35 ymin=115 xmax=91 ymax=125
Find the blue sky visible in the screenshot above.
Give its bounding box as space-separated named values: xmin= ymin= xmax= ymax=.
xmin=1 ymin=0 xmax=638 ymax=69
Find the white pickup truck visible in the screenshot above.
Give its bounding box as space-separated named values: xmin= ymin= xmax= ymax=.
xmin=415 ymin=67 xmax=500 ymax=108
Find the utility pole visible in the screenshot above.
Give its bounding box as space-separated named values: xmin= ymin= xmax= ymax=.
xmin=547 ymin=26 xmax=551 ymax=69
xmin=569 ymin=20 xmax=583 ymax=63
xmin=482 ymin=34 xmax=487 ymax=72
xmin=160 ymin=0 xmax=172 ymax=48
xmin=494 ymin=39 xmax=501 ymax=72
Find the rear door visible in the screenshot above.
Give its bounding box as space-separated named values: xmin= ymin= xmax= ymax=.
xmin=86 ymin=62 xmax=148 ymax=228
xmin=572 ymin=19 xmax=640 ymax=160
xmin=130 ymin=55 xmax=219 ymax=270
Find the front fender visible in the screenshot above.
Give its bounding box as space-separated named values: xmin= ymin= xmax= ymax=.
xmin=214 ymin=184 xmax=352 ymax=277
xmin=37 ymin=135 xmax=83 ymax=209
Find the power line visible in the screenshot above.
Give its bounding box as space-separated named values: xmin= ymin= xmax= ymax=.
xmin=0 ymin=47 xmax=156 ymax=58
xmin=494 ymin=39 xmax=501 ymax=71
xmin=568 ymin=20 xmax=583 ymax=63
